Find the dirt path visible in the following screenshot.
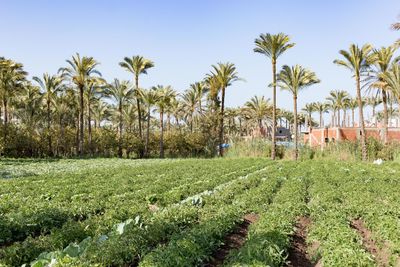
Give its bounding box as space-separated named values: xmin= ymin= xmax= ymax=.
xmin=286 ymin=216 xmax=313 ymax=267
xmin=350 ymin=219 xmax=390 ymax=267
xmin=203 ymin=213 xmax=259 ymax=267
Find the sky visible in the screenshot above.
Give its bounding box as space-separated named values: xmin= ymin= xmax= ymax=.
xmin=1 ymin=0 xmax=399 ymax=117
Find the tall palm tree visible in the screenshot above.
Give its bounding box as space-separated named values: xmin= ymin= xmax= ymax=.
xmin=244 ymin=95 xmax=272 ymax=136
xmin=0 ymin=58 xmax=27 ymax=143
xmin=139 ymin=88 xmax=158 ymax=157
xmin=182 ymin=88 xmax=198 ymax=132
xmin=59 ymin=53 xmax=102 ymax=156
xmin=277 ymin=65 xmax=320 ymax=160
xmin=381 ymin=63 xmax=400 ymax=112
xmin=302 ymin=103 xmax=315 ymax=129
xmin=154 ymin=85 xmax=175 ymax=158
xmin=347 ymin=98 xmax=358 ymax=127
xmin=92 ymin=100 xmax=109 ymax=129
xmin=106 ymin=79 xmax=134 ymax=158
xmin=170 ymin=98 xmax=184 ymax=129
xmin=368 ymin=45 xmax=399 ymax=142
xmin=313 ymin=102 xmax=328 ymax=127
xmin=334 ymin=44 xmax=374 ymax=161
xmin=33 ymin=73 xmax=63 ymax=155
xmin=119 ymin=56 xmax=154 ymax=140
xmin=85 ymin=78 xmax=105 ymax=153
xmin=204 ymin=75 xmax=221 ymax=111
xmin=254 ymin=33 xmax=295 ymax=160
xmin=326 ymin=90 xmax=349 ymax=127
xmin=208 ymin=63 xmax=241 ymax=156
xmin=189 ymin=82 xmax=206 ymax=113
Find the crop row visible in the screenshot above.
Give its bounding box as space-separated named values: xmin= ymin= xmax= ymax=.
xmin=306 ymin=162 xmax=375 ymax=266
xmin=0 ymin=158 xmax=268 ymax=266
xmin=0 ymin=158 xmax=265 ymax=246
xmin=23 ymin=162 xmax=287 ymax=266
xmin=335 ymin=163 xmax=400 ymax=265
xmin=223 ymin=164 xmax=308 ymax=266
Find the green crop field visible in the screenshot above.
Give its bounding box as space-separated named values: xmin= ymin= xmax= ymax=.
xmin=1 ymin=158 xmax=400 ymax=267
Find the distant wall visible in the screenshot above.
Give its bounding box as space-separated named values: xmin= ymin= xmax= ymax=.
xmin=304 ymin=127 xmax=400 ymax=147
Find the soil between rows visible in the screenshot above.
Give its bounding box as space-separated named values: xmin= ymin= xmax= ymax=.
xmin=203 ymin=213 xmax=259 ymax=267
xmin=286 ymin=216 xmax=313 ymax=267
xmin=350 ymin=219 xmax=390 ymax=267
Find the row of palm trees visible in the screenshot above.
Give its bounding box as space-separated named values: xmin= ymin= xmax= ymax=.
xmin=1 ymin=17 xmax=399 ymax=160
xmin=303 ymin=93 xmax=397 ymax=128
xmin=0 ymin=53 xmax=250 ymax=157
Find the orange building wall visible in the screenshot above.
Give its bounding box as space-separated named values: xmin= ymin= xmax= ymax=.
xmin=304 ymin=127 xmax=400 ymax=147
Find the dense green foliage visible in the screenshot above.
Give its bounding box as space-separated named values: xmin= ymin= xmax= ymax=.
xmin=1 ymin=158 xmax=400 ymax=266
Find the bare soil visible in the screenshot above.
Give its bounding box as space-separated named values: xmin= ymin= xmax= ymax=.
xmin=203 ymin=213 xmax=259 ymax=267
xmin=350 ymin=219 xmax=390 ymax=267
xmin=286 ymin=216 xmax=313 ymax=267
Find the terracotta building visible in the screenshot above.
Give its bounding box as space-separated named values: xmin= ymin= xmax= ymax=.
xmin=303 ymin=127 xmax=400 ymax=148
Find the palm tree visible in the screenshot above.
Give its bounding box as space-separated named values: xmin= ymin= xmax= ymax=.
xmin=313 ymin=102 xmax=328 ymax=127
xmin=302 ymin=103 xmax=315 ymax=129
xmin=204 ymin=74 xmax=221 ymax=113
xmin=334 ymin=44 xmax=374 ymax=161
xmin=85 ymin=78 xmax=105 ymax=153
xmin=208 ymin=63 xmax=241 ymax=156
xmin=170 ymin=98 xmax=184 ymax=129
xmin=347 ymin=98 xmax=358 ymax=127
xmin=244 ymin=96 xmax=272 ymax=136
xmin=139 ymin=88 xmax=158 ymax=157
xmin=59 ymin=53 xmax=102 ymax=156
xmin=182 ymin=88 xmax=198 ymax=132
xmin=366 ymin=96 xmax=382 ymax=123
xmin=189 ymin=82 xmax=206 ymax=113
xmin=326 ymin=90 xmax=350 ymax=127
xmin=381 ymin=63 xmax=400 ymax=113
xmin=93 ymin=101 xmax=109 ymax=129
xmin=119 ymin=56 xmax=154 ymax=140
xmin=33 ymin=73 xmax=63 ymax=155
xmin=368 ymin=46 xmax=399 ymax=142
xmin=254 ymin=33 xmax=295 ymax=160
xmin=0 ymin=58 xmax=27 ymax=143
xmin=277 ymin=65 xmax=320 ymax=160
xmin=106 ymin=79 xmax=134 ymax=158
xmin=154 ymin=85 xmax=175 ymax=158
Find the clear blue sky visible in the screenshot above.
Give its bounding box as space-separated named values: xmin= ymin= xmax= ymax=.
xmin=1 ymin=0 xmax=399 ymax=113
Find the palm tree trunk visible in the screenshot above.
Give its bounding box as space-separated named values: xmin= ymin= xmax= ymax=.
xmin=382 ymin=90 xmax=388 ymax=144
xmin=145 ymin=106 xmax=151 ymax=157
xmin=293 ymin=95 xmax=298 ymax=160
xmin=343 ymin=109 xmax=347 ymax=127
xmin=3 ymin=99 xmax=8 ymax=147
xmin=356 ymin=75 xmax=367 ymax=161
xmin=352 ymin=109 xmax=355 ymax=127
xmin=159 ymin=110 xmax=164 ymax=158
xmin=60 ymin=116 xmax=65 ymax=156
xmin=79 ymin=85 xmax=84 ymax=156
xmin=118 ymin=102 xmax=123 ymax=158
xmin=47 ymin=99 xmax=53 ymax=156
xmin=319 ymin=111 xmax=323 ymax=128
xmin=219 ymin=87 xmax=226 ymax=157
xmin=337 ymin=110 xmax=341 ymax=128
xmin=88 ymin=102 xmax=92 ymax=155
xmin=271 ymin=60 xmax=277 ymax=160
xmin=135 ymin=75 xmax=142 ymax=139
